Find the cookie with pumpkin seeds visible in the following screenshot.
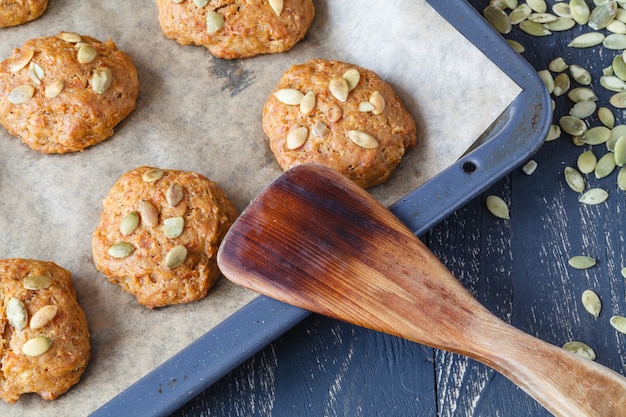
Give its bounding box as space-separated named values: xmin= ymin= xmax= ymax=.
xmin=0 ymin=258 xmax=90 ymax=403
xmin=0 ymin=0 xmax=48 ymax=28
xmin=0 ymin=32 xmax=138 ymax=153
xmin=92 ymin=167 xmax=239 ymax=309
xmin=263 ymin=59 xmax=417 ymax=189
xmin=155 ymin=0 xmax=315 ymax=59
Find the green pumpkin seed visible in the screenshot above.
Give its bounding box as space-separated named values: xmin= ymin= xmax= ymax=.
xmin=520 ymin=20 xmax=551 ymax=36
xmin=548 ymin=57 xmax=569 ymax=72
xmin=604 ymin=33 xmax=626 ymax=49
xmin=622 ymin=266 xmax=626 ymax=278
xmin=559 ymin=115 xmax=587 ymax=136
xmin=108 ymin=242 xmax=134 ymax=258
xmin=610 ymin=315 xmax=626 ymax=334
xmin=484 ymin=5 xmax=512 ymax=34
xmin=564 ymin=166 xmax=585 ymax=192
xmin=22 ymin=337 xmax=52 ymax=357
xmin=527 ymin=12 xmax=558 ymax=23
xmin=545 ymin=124 xmax=561 ymax=141
xmin=142 ymin=168 xmax=164 ymax=183
xmin=569 ymin=65 xmax=592 ymax=85
xmin=617 ymin=7 xmax=626 ymax=23
xmin=485 ymin=195 xmax=509 ymax=219
xmin=544 ymin=17 xmax=576 ymax=31
xmin=562 ymin=341 xmax=596 ymax=360
xmin=581 ymin=289 xmax=602 ymax=318
xmin=615 ymin=136 xmax=626 ymax=166
xmin=610 ymin=91 xmax=626 ymax=107
xmin=23 ymin=275 xmax=52 ymax=290
xmin=553 ymin=73 xmax=571 ymax=96
xmin=570 ymin=0 xmax=591 ymax=24
xmin=608 ymin=125 xmax=626 ymax=151
xmin=569 ymin=100 xmax=596 ymax=118
xmin=522 ymin=160 xmax=538 ymax=175
xmin=206 ymin=10 xmax=224 ymax=33
xmin=588 ymin=0 xmax=617 ymax=30
xmin=568 ymin=32 xmax=605 ymax=47
xmin=120 ymin=211 xmax=139 ymax=235
xmin=509 ymin=4 xmax=532 ymax=24
xmin=506 ymin=39 xmax=525 ymax=53
xmin=600 ymin=74 xmax=626 ymax=92
xmin=579 ymin=188 xmax=609 ymax=205
xmin=618 ymin=166 xmax=626 ymax=189
xmin=538 ymin=70 xmax=554 ymax=93
xmin=607 ymin=19 xmax=626 ymax=34
xmin=612 ymin=55 xmax=626 ymax=80
xmin=568 ymin=255 xmax=597 ymax=269
xmin=165 ymin=245 xmax=187 ymax=268
xmin=552 ymin=3 xmax=572 ymax=19
xmin=568 ymin=87 xmax=598 ymax=102
xmin=582 ymin=126 xmax=611 ymax=145
xmin=526 ymin=0 xmax=547 ymax=13
xmin=6 ymin=297 xmax=28 ymax=330
xmin=163 ymin=217 xmax=185 ymax=239
xmin=577 ymin=150 xmax=597 ymax=174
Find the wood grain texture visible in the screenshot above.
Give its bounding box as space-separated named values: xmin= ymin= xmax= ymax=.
xmin=170 ymin=1 xmax=626 ymax=416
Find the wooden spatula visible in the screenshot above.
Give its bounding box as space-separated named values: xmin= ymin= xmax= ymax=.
xmin=217 ymin=164 xmax=626 ymax=417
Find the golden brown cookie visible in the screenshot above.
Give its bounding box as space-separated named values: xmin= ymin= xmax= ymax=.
xmin=0 ymin=0 xmax=48 ymax=28
xmin=155 ymin=0 xmax=315 ymax=59
xmin=0 ymin=32 xmax=139 ymax=154
xmin=263 ymin=59 xmax=417 ymax=189
xmin=0 ymin=258 xmax=90 ymax=403
xmin=92 ymin=167 xmax=239 ymax=309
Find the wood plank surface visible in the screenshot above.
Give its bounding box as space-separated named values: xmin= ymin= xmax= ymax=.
xmin=170 ymin=1 xmax=626 ymax=415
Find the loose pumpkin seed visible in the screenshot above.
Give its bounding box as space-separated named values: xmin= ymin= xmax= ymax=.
xmin=522 ymin=160 xmax=538 ymax=175
xmin=622 ymin=266 xmax=626 ymax=278
xmin=519 ymin=20 xmax=551 ymax=36
xmin=527 ymin=12 xmax=558 ymax=23
xmin=142 ymin=168 xmax=164 ymax=183
xmin=165 ymin=245 xmax=187 ymax=268
xmin=568 ymin=255 xmax=597 ymax=269
xmin=548 ymin=57 xmax=569 ymax=72
xmin=30 ymin=305 xmax=58 ymax=329
xmin=607 ymin=19 xmax=626 ymax=34
xmin=506 ymin=39 xmax=525 ymax=53
xmin=615 ymin=136 xmax=626 ymax=166
xmin=569 ymin=64 xmax=592 ymax=85
xmin=163 ymin=217 xmax=185 ymax=238
xmin=206 ymin=10 xmax=224 ymax=33
xmin=286 ymin=126 xmax=308 ymax=149
xmin=485 ymin=195 xmax=510 ymax=219
xmin=581 ymin=289 xmax=602 ymax=318
xmin=510 ymin=4 xmax=532 ymax=24
xmin=564 ymin=166 xmax=585 ymax=192
xmin=23 ymin=275 xmax=52 ymax=290
xmin=562 ymin=341 xmax=596 ymax=360
xmin=22 ymin=337 xmax=52 ymax=356
xmin=77 ymin=44 xmax=97 ymax=64
xmin=552 ymin=2 xmax=572 ymax=18
xmin=545 ymin=124 xmax=561 ymax=141
xmin=600 ymin=74 xmax=626 ymax=92
xmin=484 ymin=5 xmax=512 ymax=34
xmin=369 ymin=91 xmax=385 ymax=115
xmin=347 ymin=130 xmax=378 ymax=149
xmin=92 ymin=67 xmax=112 ymax=94
xmin=8 ymin=85 xmax=35 ymax=104
xmin=612 ymin=55 xmax=626 ymax=80
xmin=45 ymin=80 xmax=65 ymax=98
xmin=579 ymin=188 xmax=609 ymax=204
xmin=274 ymin=88 xmax=303 ymax=105
xmin=139 ymin=200 xmax=158 ymax=227
xmin=569 ymin=100 xmax=596 ymax=118
xmin=582 ymin=126 xmax=611 ymax=145
xmin=108 ymin=242 xmax=134 ymax=258
xmin=329 ymin=76 xmax=349 ymax=102
xmin=300 ymin=91 xmax=315 ymax=115
xmin=618 ymin=166 xmax=626 ymax=189
xmin=9 ymin=49 xmax=34 ymax=72
xmin=544 ymin=17 xmax=576 ymax=31
xmin=610 ymin=91 xmax=626 ymax=107
xmin=568 ymin=31 xmax=605 ymax=47
xmin=342 ymin=69 xmax=360 ymax=92
xmin=268 ymin=0 xmax=283 ymax=16
xmin=604 ymin=33 xmax=626 ymax=50
xmin=553 ymin=73 xmax=570 ymax=96
xmin=577 ymin=150 xmax=597 ymax=174
xmin=559 ymin=115 xmax=587 ymax=136
xmin=568 ymin=87 xmax=598 ymax=102
xmin=610 ymin=315 xmax=626 ymax=334
xmin=570 ymin=0 xmax=591 ymax=24
xmin=526 ymin=0 xmax=547 ymax=13
xmin=588 ymin=0 xmax=617 ymax=30
xmin=6 ymin=297 xmax=28 ymax=330
xmin=167 ymin=183 xmax=184 ymax=207
xmin=608 ymin=124 xmax=626 ymax=150
xmin=538 ymin=70 xmax=554 ymax=93
xmin=120 ymin=211 xmax=139 ymax=235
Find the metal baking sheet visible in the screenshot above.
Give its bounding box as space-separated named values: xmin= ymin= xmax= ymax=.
xmin=92 ymin=1 xmax=550 ymax=416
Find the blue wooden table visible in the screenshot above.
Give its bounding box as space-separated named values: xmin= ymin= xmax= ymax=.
xmin=169 ymin=1 xmax=626 ymax=415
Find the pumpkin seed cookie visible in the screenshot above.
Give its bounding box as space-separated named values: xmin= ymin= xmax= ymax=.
xmin=0 ymin=258 xmax=90 ymax=403
xmin=155 ymin=0 xmax=315 ymax=59
xmin=0 ymin=32 xmax=139 ymax=154
xmin=263 ymin=59 xmax=417 ymax=188
xmin=92 ymin=167 xmax=239 ymax=309
xmin=0 ymin=0 xmax=48 ymax=28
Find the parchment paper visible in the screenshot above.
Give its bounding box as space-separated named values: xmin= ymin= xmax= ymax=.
xmin=0 ymin=1 xmax=521 ymax=415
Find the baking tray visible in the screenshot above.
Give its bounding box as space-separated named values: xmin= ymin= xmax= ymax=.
xmin=91 ymin=1 xmax=551 ymax=416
